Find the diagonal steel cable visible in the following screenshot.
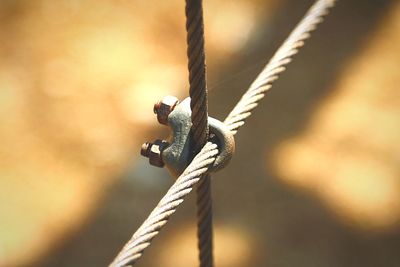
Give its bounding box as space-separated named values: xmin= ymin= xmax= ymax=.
xmin=109 ymin=0 xmax=336 ymax=266
xmin=224 ymin=0 xmax=336 ymax=134
xmin=184 ymin=0 xmax=214 ymax=266
xmin=109 ymin=142 xmax=219 ymax=267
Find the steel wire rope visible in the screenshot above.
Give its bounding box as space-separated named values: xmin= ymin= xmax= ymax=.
xmin=184 ymin=0 xmax=214 ymax=266
xmin=109 ymin=0 xmax=336 ymax=266
xmin=224 ymin=0 xmax=336 ymax=133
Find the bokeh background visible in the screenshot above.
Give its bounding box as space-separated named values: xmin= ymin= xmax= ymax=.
xmin=1 ymin=0 xmax=400 ymax=266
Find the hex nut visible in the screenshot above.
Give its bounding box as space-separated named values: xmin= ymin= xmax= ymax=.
xmin=153 ymin=95 xmax=179 ymax=125
xmin=148 ymin=139 xmax=169 ymax=167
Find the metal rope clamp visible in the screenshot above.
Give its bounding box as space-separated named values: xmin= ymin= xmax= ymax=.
xmin=141 ymin=96 xmax=235 ymax=177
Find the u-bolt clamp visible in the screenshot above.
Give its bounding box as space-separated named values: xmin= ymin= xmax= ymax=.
xmin=141 ymin=96 xmax=235 ymax=177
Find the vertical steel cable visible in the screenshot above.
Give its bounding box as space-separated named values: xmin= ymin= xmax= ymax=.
xmin=185 ymin=0 xmax=213 ymax=267
xmin=195 ymin=173 xmax=213 ymax=267
xmin=185 ymin=0 xmax=208 ymax=149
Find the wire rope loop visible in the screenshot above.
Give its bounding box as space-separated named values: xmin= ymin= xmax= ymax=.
xmin=207 ymin=117 xmax=235 ymax=172
xmin=162 ymin=97 xmax=235 ymax=177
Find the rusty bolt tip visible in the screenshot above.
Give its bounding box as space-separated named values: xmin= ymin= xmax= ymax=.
xmin=153 ymin=101 xmax=161 ymax=114
xmin=153 ymin=96 xmax=180 ymax=125
xmin=140 ymin=142 xmax=151 ymax=157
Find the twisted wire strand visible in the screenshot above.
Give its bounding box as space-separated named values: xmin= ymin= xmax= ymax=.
xmin=224 ymin=0 xmax=336 ymax=135
xmin=185 ymin=1 xmax=214 ymax=266
xmin=195 ymin=173 xmax=213 ymax=267
xmin=109 ymin=0 xmax=336 ymax=266
xmin=186 ymin=0 xmax=209 ymax=151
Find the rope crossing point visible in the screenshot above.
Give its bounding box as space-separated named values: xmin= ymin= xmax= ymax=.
xmin=109 ymin=0 xmax=337 ymax=266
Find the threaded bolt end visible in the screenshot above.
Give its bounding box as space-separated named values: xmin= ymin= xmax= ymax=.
xmin=140 ymin=142 xmax=152 ymax=157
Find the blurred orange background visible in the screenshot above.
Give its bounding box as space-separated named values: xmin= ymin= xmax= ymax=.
xmin=0 ymin=0 xmax=399 ymax=266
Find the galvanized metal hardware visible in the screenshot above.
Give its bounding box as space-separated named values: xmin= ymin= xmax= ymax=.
xmin=141 ymin=96 xmax=235 ymax=177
